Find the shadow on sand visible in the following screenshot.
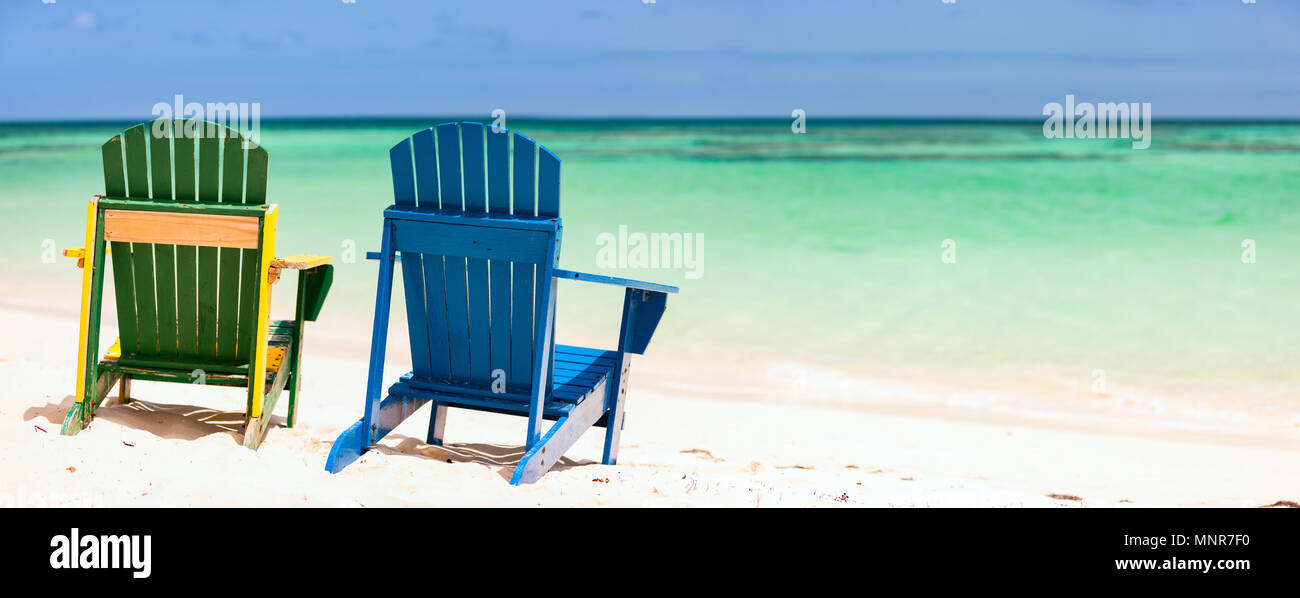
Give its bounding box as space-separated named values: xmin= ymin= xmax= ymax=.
xmin=23 ymin=394 xmax=275 ymax=446
xmin=24 ymin=394 xmax=596 ymax=480
xmin=371 ymin=435 xmax=598 ymax=481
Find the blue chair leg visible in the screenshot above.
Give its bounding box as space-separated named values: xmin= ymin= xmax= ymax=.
xmin=511 ymin=388 xmax=607 ymax=485
xmin=601 ymin=357 xmax=630 ymax=465
xmin=427 ymin=402 xmax=447 ymax=446
xmin=601 ymin=401 xmax=626 ymax=466
xmin=324 ymin=419 xmax=369 ymax=474
xmin=326 ymin=389 xmax=431 ymax=473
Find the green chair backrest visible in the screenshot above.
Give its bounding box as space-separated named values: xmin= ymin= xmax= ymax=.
xmin=101 ymin=119 xmax=269 ymax=371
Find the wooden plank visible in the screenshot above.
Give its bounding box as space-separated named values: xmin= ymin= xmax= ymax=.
xmin=526 ymin=242 xmax=559 ymax=447
xmin=533 ymin=145 xmax=557 ymax=393
xmin=96 ymin=198 xmax=268 ymax=217
xmin=102 ymin=134 xmax=139 ymax=356
xmin=489 ymin=259 xmax=512 ymax=385
xmin=273 ymin=254 xmax=332 ymax=270
xmin=382 ymin=207 xmax=559 ymax=231
xmin=460 ymin=123 xmax=492 ymax=382
xmin=173 ymin=122 xmax=196 ymax=202
xmin=123 ymin=125 xmax=151 ymax=199
xmin=298 ymin=265 xmax=333 ymax=322
xmin=360 ymin=221 xmax=399 ymax=442
xmin=174 ymin=126 xmax=198 ymax=357
xmin=244 ymin=145 xmax=269 ymax=205
xmin=73 ymin=199 xmax=99 ymax=404
xmin=115 ymin=355 xmax=246 ymax=373
xmin=436 ymin=123 xmax=463 ymax=211
xmin=239 ymin=138 xmax=265 ymax=360
xmin=462 ymin=123 xmax=487 ymax=212
xmin=444 ymin=256 xmax=472 ymax=380
xmin=149 ymin=121 xmax=178 ymax=357
xmin=400 ymin=253 xmax=433 ymax=375
xmin=413 ymin=129 xmax=451 ymax=380
xmin=537 ymin=143 xmax=557 ymax=391
xmin=390 ymin=139 xmax=433 ymax=379
xmin=510 ymin=262 xmax=534 ymax=390
xmin=412 ymin=129 xmax=438 ymax=209
xmin=148 ymin=120 xmax=174 ymax=202
xmin=552 ymin=268 xmax=680 ymax=294
xmin=489 ymin=131 xmax=516 ymax=385
xmin=510 ymin=132 xmax=537 ymax=391
xmin=248 ymin=206 xmax=277 ymax=419
xmin=103 ymin=210 xmax=261 ymax=248
xmin=486 ymin=126 xmax=510 ymax=214
xmin=512 ymin=133 xmax=536 ymax=216
xmin=67 ymin=207 xmax=113 ymax=433
xmin=537 ymin=146 xmax=560 ymax=218
xmin=435 ymin=124 xmax=472 ymax=379
xmin=196 ymin=132 xmax=221 ymax=359
xmin=196 ymin=127 xmax=221 ymax=201
xmin=391 ymin=138 xmax=416 ymax=207
xmin=217 ymin=132 xmax=245 ymax=362
xmin=467 ymin=260 xmax=492 ymax=383
xmin=123 ymin=125 xmax=158 ymax=355
xmin=236 ymin=240 xmax=259 ymax=363
xmin=391 ymin=219 xmax=550 ymax=264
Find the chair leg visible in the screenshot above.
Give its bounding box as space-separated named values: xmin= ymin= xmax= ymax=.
xmin=602 ymin=357 xmax=631 ymax=465
xmin=326 ymin=391 xmax=430 ymax=473
xmin=426 ymin=402 xmax=447 ymax=446
xmin=511 ymin=386 xmax=607 ymax=485
xmin=285 ymin=371 xmax=299 ymax=428
xmin=61 ymin=370 xmax=119 ymax=436
xmin=118 ymin=375 xmax=131 ymax=405
xmin=601 ymin=410 xmax=624 ymax=466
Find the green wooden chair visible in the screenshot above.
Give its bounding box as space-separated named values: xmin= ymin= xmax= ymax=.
xmin=62 ymin=119 xmax=334 ymax=449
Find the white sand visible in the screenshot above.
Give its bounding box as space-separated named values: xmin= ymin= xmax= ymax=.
xmin=3 ymin=300 xmax=1299 ymax=508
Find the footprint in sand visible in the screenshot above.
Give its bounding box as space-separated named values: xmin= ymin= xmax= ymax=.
xmin=680 ymin=448 xmax=723 ymax=462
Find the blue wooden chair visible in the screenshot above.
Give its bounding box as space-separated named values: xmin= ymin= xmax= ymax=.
xmin=324 ymin=122 xmax=679 ymax=484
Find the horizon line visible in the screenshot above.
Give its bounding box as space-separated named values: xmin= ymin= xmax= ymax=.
xmin=4 ymin=115 xmax=1300 ymax=126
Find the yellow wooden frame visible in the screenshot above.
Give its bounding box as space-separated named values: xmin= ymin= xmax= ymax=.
xmin=248 ymin=205 xmax=278 ymax=419
xmin=72 ymin=198 xmax=99 ymax=404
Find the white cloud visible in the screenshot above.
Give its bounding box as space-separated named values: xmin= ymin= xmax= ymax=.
xmin=72 ymin=11 xmax=96 ymax=29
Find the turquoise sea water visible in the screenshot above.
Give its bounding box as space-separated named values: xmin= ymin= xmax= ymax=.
xmin=2 ymin=119 xmax=1298 ymax=410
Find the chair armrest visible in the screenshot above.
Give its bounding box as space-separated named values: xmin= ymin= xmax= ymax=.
xmin=269 ymin=254 xmax=332 ymax=284
xmin=276 ymin=254 xmax=333 ymax=270
xmin=63 ymin=246 xmax=111 ymax=269
xmin=553 ymin=269 xmax=679 ymax=294
xmin=554 ymin=269 xmax=678 ymax=355
xmin=367 ymin=251 xmax=400 ymax=262
xmin=292 ymin=263 xmax=334 ymax=323
xmin=616 ymin=287 xmax=670 ymax=355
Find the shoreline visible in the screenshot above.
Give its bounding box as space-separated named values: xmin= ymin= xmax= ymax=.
xmin=3 ymin=300 xmax=1299 ymax=507
xmin=6 ymin=271 xmax=1296 ymax=445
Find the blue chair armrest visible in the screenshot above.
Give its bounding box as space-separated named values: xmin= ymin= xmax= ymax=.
xmin=552 ymin=268 xmax=679 ymax=294
xmin=554 ymin=269 xmax=677 ymax=355
xmin=617 ymin=287 xmax=669 ymax=355
xmin=366 ymin=251 xmax=398 ymax=262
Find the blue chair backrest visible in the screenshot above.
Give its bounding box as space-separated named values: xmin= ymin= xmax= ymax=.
xmin=388 ymin=122 xmax=561 ymax=398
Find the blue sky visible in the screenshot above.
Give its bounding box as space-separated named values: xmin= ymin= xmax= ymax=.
xmin=1 ymin=0 xmax=1296 ymax=120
